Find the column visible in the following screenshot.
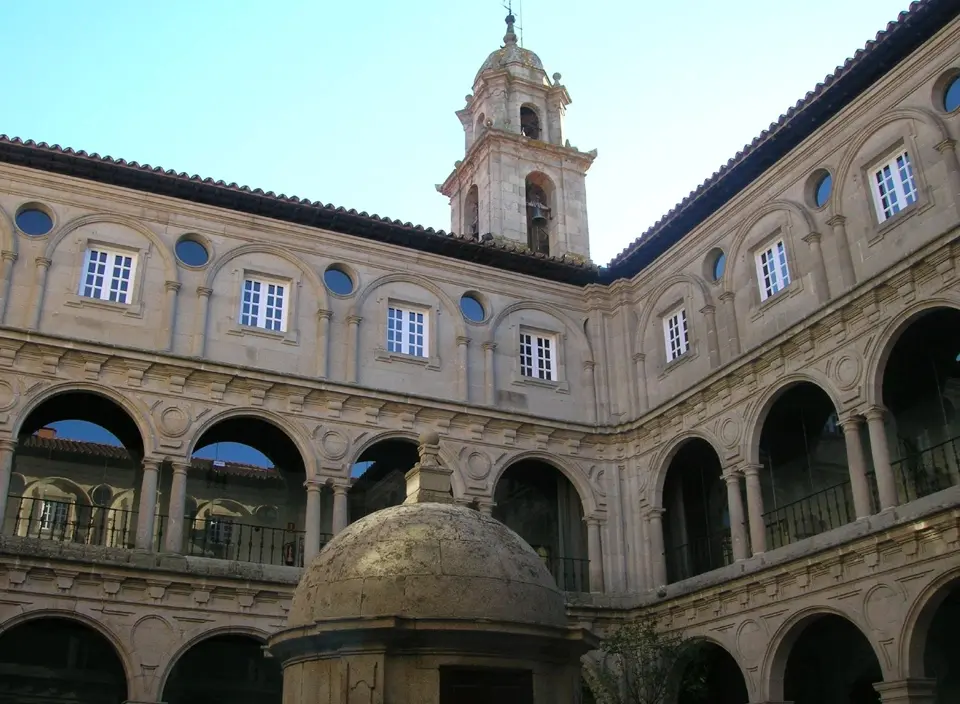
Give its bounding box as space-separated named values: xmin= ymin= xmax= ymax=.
xmin=585 ymin=516 xmax=605 ymax=594
xmin=700 ymin=305 xmax=721 ymax=368
xmin=163 ymin=461 xmax=189 ymax=553
xmin=865 ymin=406 xmax=899 ymax=510
xmin=839 ymin=414 xmax=873 ymax=519
xmin=827 ymin=214 xmax=857 ymax=290
xmin=346 ymin=315 xmax=362 ymax=383
xmin=303 ymin=479 xmax=323 ymax=564
xmin=0 ymin=439 xmax=16 ymax=529
xmin=456 ymin=336 xmax=470 ymax=403
xmin=164 ymin=281 xmax=181 ymax=351
xmin=719 ymin=291 xmax=740 ymax=357
xmin=723 ymin=469 xmax=749 ymax=561
xmin=0 ymin=251 xmax=17 ymax=324
xmin=476 ymin=499 xmax=495 ymax=516
xmin=583 ymin=361 xmax=598 ymax=423
xmin=332 ymin=483 xmax=349 ymax=534
xmin=192 ymin=287 xmax=212 ymax=357
xmin=639 ymin=505 xmax=652 ymax=591
xmin=873 ymin=678 xmax=937 ymax=704
xmin=803 ymin=232 xmax=832 ymax=303
xmin=935 ymin=138 xmax=960 ymax=213
xmin=633 ymin=353 xmax=648 ymax=413
xmin=28 ymin=257 xmax=51 ymax=330
xmin=316 ymin=309 xmax=332 ymax=378
xmin=482 ymin=341 xmax=496 ymax=405
xmin=647 ymin=507 xmax=667 ymax=588
xmin=743 ymin=463 xmax=766 ymax=555
xmin=135 ymin=459 xmax=161 ymax=551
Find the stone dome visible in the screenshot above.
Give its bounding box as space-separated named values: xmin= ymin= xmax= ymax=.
xmin=288 ymin=502 xmax=567 ymax=629
xmin=474 ymin=14 xmax=547 ymax=85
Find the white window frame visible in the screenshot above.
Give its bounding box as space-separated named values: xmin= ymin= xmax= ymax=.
xmin=755 ymin=239 xmax=791 ymax=301
xmin=79 ymin=247 xmax=138 ymax=304
xmin=871 ymin=149 xmax=918 ymax=222
xmin=520 ymin=331 xmax=557 ymax=382
xmin=386 ymin=305 xmax=429 ymax=358
xmin=663 ymin=307 xmax=689 ymax=362
xmin=239 ymin=277 xmax=289 ymax=332
xmin=39 ymin=499 xmax=69 ymax=532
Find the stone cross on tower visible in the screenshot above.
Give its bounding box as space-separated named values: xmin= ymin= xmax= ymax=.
xmin=403 ymin=429 xmax=455 ymax=504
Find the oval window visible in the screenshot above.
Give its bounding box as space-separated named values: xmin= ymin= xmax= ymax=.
xmin=324 ymin=266 xmax=354 ymax=295
xmin=711 ymin=252 xmax=726 ymax=282
xmin=460 ymin=293 xmax=485 ymax=322
xmin=945 ymin=76 xmax=960 ymax=113
xmin=175 ymin=237 xmax=209 ymax=267
xmin=15 ymin=207 xmax=53 ymax=236
xmin=814 ymin=172 xmax=833 ymax=208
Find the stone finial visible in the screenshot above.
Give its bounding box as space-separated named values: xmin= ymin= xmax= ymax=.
xmin=504 ymin=13 xmax=517 ymax=45
xmin=403 ymin=429 xmax=454 ymax=505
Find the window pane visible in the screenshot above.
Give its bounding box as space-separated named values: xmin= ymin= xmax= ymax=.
xmin=241 ymin=279 xmax=261 ymax=327
xmin=388 ymin=307 xmax=404 ymax=353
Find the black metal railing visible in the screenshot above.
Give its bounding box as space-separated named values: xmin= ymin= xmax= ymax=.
xmin=890 ymin=436 xmax=960 ymax=503
xmin=541 ymin=555 xmax=590 ymax=593
xmin=665 ymin=531 xmax=733 ymax=584
xmin=181 ymin=516 xmax=321 ymax=568
xmin=762 ymin=481 xmax=855 ymax=550
xmin=4 ymin=495 xmax=140 ymax=548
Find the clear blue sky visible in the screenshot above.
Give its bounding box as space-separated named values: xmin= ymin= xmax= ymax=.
xmin=8 ymin=0 xmax=911 ymax=461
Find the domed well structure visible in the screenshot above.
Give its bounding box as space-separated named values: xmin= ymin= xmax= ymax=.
xmin=269 ymin=431 xmax=596 ymax=704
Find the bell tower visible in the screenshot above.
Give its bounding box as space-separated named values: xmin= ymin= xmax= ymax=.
xmin=437 ymin=14 xmax=596 ymax=261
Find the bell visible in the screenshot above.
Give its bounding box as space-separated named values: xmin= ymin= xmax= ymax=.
xmin=529 ymin=203 xmax=548 ymax=224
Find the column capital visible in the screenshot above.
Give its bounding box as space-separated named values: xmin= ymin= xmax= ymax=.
xmin=838 ymin=412 xmax=863 ymax=432
xmin=171 ymin=460 xmax=191 ymax=475
xmin=346 ymin=315 xmax=363 ymax=326
xmin=826 ymin=213 xmax=847 ymax=227
xmin=802 ymin=231 xmax=823 ymax=245
xmin=196 ymin=286 xmax=213 ymax=298
xmin=699 ymin=304 xmax=716 ymax=315
xmin=722 ymin=468 xmax=743 ymax=483
xmin=645 ymin=507 xmax=666 ymax=520
xmin=142 ymin=457 xmax=163 ymax=472
xmin=303 ymin=478 xmax=324 ymax=492
xmin=873 ymin=678 xmax=937 ymax=702
xmin=456 ymin=336 xmax=471 ymax=347
xmin=583 ymin=360 xmax=596 ymax=371
xmin=0 ymin=438 xmax=16 ymax=453
xmin=316 ymin=308 xmax=333 ymax=321
xmin=742 ymin=463 xmax=763 ymax=478
xmin=332 ymin=482 xmax=350 ymax=496
xmin=481 ymin=341 xmax=497 ymax=351
xmin=718 ymin=290 xmax=735 ymax=303
xmin=935 ymin=137 xmax=957 ymax=154
xmin=632 ymin=352 xmax=646 ymax=362
xmin=165 ymin=280 xmax=182 ymax=293
xmin=864 ymin=405 xmax=887 ymax=422
xmin=583 ymin=514 xmax=604 ymax=526
xmin=35 ymin=256 xmax=52 ymax=269
xmin=1 ymin=251 xmax=17 ymax=263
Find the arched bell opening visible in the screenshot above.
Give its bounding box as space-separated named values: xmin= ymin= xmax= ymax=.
xmin=182 ymin=417 xmax=308 ymax=566
xmin=525 ymin=172 xmax=554 ymax=255
xmin=162 ymin=634 xmax=281 ymax=704
xmin=880 ymin=307 xmax=960 ymax=501
xmin=0 ymin=617 xmax=128 ymax=704
xmin=661 ymin=439 xmax=731 ymax=584
xmin=493 ymin=459 xmax=589 ymax=592
xmin=520 ymin=104 xmax=542 ymax=140
xmin=777 ymin=614 xmax=882 ymax=704
xmin=348 ymin=438 xmax=420 ymax=523
xmin=6 ymin=391 xmax=145 ymax=549
xmin=758 ymin=383 xmax=852 ymax=550
xmin=464 ymin=184 xmax=480 ymax=236
xmin=672 ymin=641 xmax=748 ymax=704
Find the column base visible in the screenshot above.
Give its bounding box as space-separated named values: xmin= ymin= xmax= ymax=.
xmin=874 ymin=678 xmax=937 ymax=704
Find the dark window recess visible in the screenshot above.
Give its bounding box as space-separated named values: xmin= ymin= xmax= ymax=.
xmin=440 ymin=668 xmax=534 ymax=704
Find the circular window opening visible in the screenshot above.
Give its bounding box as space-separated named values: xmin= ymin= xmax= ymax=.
xmin=945 ymin=76 xmax=960 ymax=113
xmin=174 ymin=237 xmax=209 ymax=267
xmin=15 ymin=207 xmax=53 ymax=236
xmin=323 ymin=266 xmax=354 ymax=296
xmin=814 ymin=172 xmax=833 ymax=208
xmin=710 ymin=251 xmax=726 ymax=282
xmin=460 ymin=293 xmax=485 ymax=322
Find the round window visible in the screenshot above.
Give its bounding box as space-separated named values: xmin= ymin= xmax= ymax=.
xmin=711 ymin=252 xmax=726 ymax=282
xmin=324 ymin=266 xmax=354 ymax=295
xmin=175 ymin=237 xmax=209 ymax=267
xmin=15 ymin=207 xmax=53 ymax=236
xmin=945 ymin=76 xmax=960 ymax=113
xmin=814 ymin=172 xmax=833 ymax=208
xmin=460 ymin=293 xmax=485 ymax=322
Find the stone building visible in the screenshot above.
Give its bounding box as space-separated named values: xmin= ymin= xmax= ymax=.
xmin=0 ymin=1 xmax=959 ymax=702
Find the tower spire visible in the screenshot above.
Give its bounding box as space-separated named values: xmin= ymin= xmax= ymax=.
xmin=504 ymin=11 xmax=517 ymax=45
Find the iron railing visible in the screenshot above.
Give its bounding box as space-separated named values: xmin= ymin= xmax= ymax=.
xmin=3 ymin=495 xmax=147 ymax=549
xmin=891 ymin=436 xmax=960 ymax=503
xmin=541 ymin=555 xmax=590 ymax=593
xmin=177 ymin=516 xmax=323 ymax=568
xmin=762 ymin=481 xmax=855 ymax=550
xmin=665 ymin=531 xmax=733 ymax=584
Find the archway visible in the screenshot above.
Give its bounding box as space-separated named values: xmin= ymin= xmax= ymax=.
xmin=661 ymin=439 xmax=730 ymax=583
xmin=880 ymin=307 xmax=960 ymax=502
xmin=525 ymin=172 xmax=554 ymax=255
xmin=162 ymin=633 xmax=281 ymax=704
xmin=6 ymin=390 xmax=146 ymax=549
xmin=493 ymin=459 xmax=588 ymax=592
xmin=912 ymin=578 xmax=960 ymax=703
xmin=348 ymin=438 xmax=420 ymax=522
xmin=675 ymin=641 xmax=748 ymax=704
xmin=776 ymin=614 xmax=882 ymax=704
xmin=0 ymin=616 xmax=128 ymax=703
xmin=757 ymin=383 xmax=852 ymax=550
xmin=182 ymin=416 xmax=308 ymax=566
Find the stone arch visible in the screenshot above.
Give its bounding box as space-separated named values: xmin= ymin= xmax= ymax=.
xmin=743 ymin=372 xmax=843 ymax=465
xmin=348 ymin=271 xmax=466 ymax=340
xmin=0 ymin=607 xmax=136 ymax=697
xmin=832 ymin=107 xmax=951 ymax=210
xmin=723 ymin=199 xmax=816 ymax=297
xmin=899 ymin=565 xmax=960 ymax=679
xmin=862 ymin=296 xmax=960 ymax=407
xmin=761 ymin=606 xmax=888 ymax=701
xmin=634 ymin=273 xmax=715 ymax=355
xmin=489 ymin=450 xmax=597 ymax=516
xmin=12 ymin=381 xmax=157 ymax=457
xmin=23 ymin=475 xmax=94 ymax=505
xmin=204 ymin=241 xmax=328 ymax=310
xmin=666 ymin=632 xmax=753 ymax=701
xmin=186 ymin=407 xmax=317 ymax=479
xmin=196 ymin=497 xmax=253 ymax=519
xmin=491 ymin=300 xmax=594 ymax=363
xmin=44 ymin=212 xmax=178 ymax=284
xmin=0 ymin=203 xmax=16 ymax=255
xmin=649 ymin=429 xmax=725 ymax=507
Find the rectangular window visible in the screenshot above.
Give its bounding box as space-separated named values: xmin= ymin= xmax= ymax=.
xmin=80 ymin=248 xmax=137 ymax=304
xmin=206 ymin=518 xmax=234 ymax=545
xmin=756 ymin=240 xmax=791 ymax=301
xmin=240 ymin=278 xmax=287 ymax=331
xmin=872 ymin=150 xmax=918 ymax=221
xmin=663 ymin=307 xmax=689 ymax=362
xmin=39 ymin=500 xmax=69 ymax=531
xmin=386 ymin=306 xmax=428 ymax=357
xmin=520 ymin=332 xmax=556 ymax=381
